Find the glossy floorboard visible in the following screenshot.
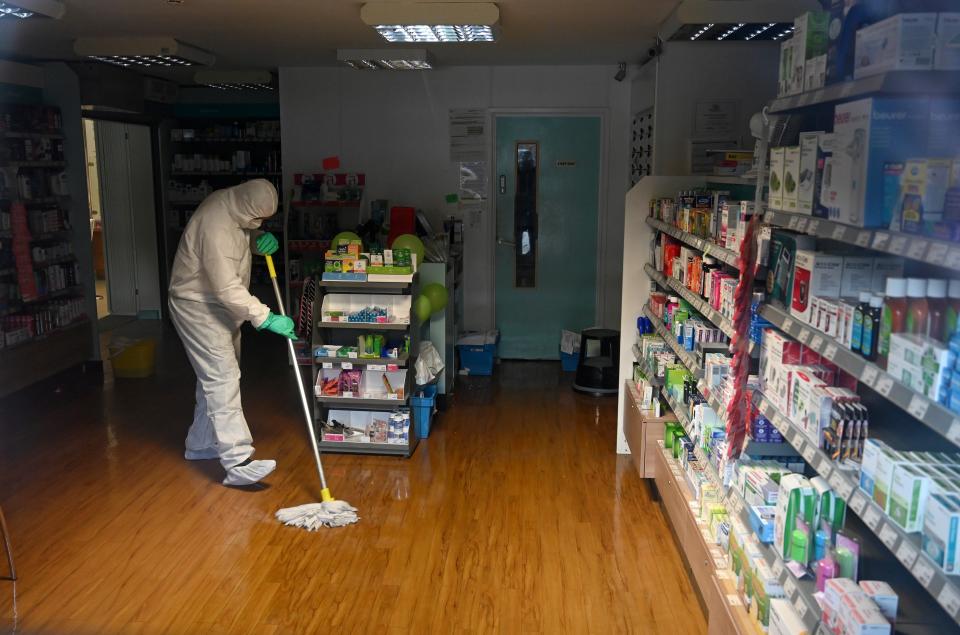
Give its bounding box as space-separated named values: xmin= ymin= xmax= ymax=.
xmin=0 ymin=322 xmax=706 ymax=634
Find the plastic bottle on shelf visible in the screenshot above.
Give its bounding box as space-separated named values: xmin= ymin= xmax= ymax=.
xmin=850 ymin=291 xmax=872 ymax=354
xmin=926 ymin=278 xmax=948 ymax=342
xmin=860 ymin=295 xmax=884 ymax=361
xmin=905 ymin=278 xmax=930 ymax=336
xmin=946 ymin=279 xmax=960 ymax=340
xmin=877 ymin=277 xmax=907 ymax=369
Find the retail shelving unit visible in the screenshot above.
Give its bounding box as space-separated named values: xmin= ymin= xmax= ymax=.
xmin=309 ymin=276 xmax=419 ymax=457
xmin=163 ymin=119 xmax=283 ymax=296
xmin=0 ymin=104 xmax=91 ymax=397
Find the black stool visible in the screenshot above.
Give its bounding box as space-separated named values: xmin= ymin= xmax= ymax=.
xmin=572 ymin=328 xmax=620 ymax=395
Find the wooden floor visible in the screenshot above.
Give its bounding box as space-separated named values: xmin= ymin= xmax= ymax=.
xmin=0 ymin=323 xmax=706 ymax=634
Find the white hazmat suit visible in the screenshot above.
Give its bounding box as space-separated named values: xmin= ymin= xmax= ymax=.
xmin=169 ymin=179 xmax=280 ymax=486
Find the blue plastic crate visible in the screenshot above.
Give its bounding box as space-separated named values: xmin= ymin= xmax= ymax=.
xmin=458 ymin=343 xmax=496 ymax=376
xmin=560 ymin=350 xmax=579 ymax=372
xmin=411 ymin=384 xmax=438 ymax=439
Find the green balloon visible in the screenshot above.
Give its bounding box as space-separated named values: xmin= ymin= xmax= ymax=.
xmin=422 ymin=283 xmax=448 ymax=314
xmin=391 ymin=233 xmax=425 ymax=266
xmin=331 ymin=231 xmax=361 ymax=250
xmin=414 ymin=295 xmax=432 ymax=323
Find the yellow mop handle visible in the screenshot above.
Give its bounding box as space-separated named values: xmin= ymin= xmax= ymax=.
xmin=264 ymin=254 xmax=335 ymax=500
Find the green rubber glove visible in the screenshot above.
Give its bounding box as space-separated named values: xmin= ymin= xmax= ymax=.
xmin=257 ymin=312 xmax=296 ymax=339
xmin=256 ymin=232 xmax=279 ymax=256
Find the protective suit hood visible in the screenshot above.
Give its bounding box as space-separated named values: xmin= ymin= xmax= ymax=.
xmin=219 ymin=179 xmax=278 ymax=229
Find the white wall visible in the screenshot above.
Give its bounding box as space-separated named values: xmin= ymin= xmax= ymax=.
xmin=630 ymin=42 xmax=779 ymax=176
xmin=278 ymin=65 xmax=630 ymax=332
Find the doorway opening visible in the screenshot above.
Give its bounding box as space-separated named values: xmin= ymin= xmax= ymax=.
xmin=82 ymin=119 xmax=109 ymax=320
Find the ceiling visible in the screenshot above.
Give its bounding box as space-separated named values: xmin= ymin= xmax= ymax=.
xmin=0 ymin=0 xmax=680 ymax=81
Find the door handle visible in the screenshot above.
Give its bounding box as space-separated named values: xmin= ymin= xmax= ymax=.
xmin=497 ymin=237 xmax=516 ymax=247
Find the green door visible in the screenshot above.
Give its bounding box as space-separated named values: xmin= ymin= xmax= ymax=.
xmin=495 ymin=115 xmax=601 ymax=359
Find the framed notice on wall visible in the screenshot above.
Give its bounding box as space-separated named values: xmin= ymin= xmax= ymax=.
xmin=693 ymin=100 xmax=739 ymax=138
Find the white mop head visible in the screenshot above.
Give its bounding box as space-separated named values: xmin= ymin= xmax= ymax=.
xmin=275 ymin=500 xmax=359 ymax=530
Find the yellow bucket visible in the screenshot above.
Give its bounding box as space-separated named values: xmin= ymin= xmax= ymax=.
xmin=110 ymin=338 xmax=157 ymax=378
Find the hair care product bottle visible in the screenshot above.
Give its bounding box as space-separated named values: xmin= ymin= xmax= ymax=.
xmin=814 ymin=529 xmax=830 ymax=561
xmin=860 ymin=295 xmax=884 ymax=361
xmin=851 ymin=291 xmax=872 ymax=354
xmin=905 ymin=278 xmax=929 ymax=335
xmin=947 ymin=280 xmax=960 ymax=339
xmin=927 ymin=278 xmax=948 ymax=342
xmin=878 ymin=278 xmax=907 ymax=369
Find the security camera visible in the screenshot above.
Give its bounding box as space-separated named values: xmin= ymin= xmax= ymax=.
xmin=614 ymin=62 xmax=626 ymax=82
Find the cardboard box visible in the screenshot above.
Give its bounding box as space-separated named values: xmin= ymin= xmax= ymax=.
xmin=790 ymin=371 xmax=830 ymax=445
xmin=767 ymin=231 xmax=816 ymax=309
xmin=761 ymin=328 xmax=802 ymax=405
xmin=859 ymin=438 xmax=890 ymax=498
xmin=791 ymin=250 xmax=844 ymax=323
xmin=769 ymin=598 xmax=809 ymax=635
xmin=823 ymin=577 xmax=865 ymax=633
xmin=936 ymin=13 xmax=960 ymax=70
xmin=841 ymin=256 xmax=875 ymax=297
xmin=887 ymin=333 xmax=954 ymax=401
xmin=859 ymin=580 xmax=898 ymax=625
xmin=922 ymin=492 xmax=960 ymax=574
xmin=854 ymin=13 xmax=937 ymax=79
xmin=873 ymin=448 xmax=911 ymax=512
xmin=805 ymin=54 xmax=827 ymax=92
xmin=889 ymin=464 xmax=932 ymax=532
xmin=794 ymin=11 xmax=829 ymax=86
xmin=779 ymin=39 xmax=798 ymax=97
xmin=870 ymin=258 xmax=904 ymax=294
xmin=770 ymin=147 xmax=786 ymax=209
xmin=901 ymin=159 xmax=953 ymax=230
xmin=774 ymin=474 xmax=816 ymax=560
xmin=783 ymin=146 xmax=801 ymax=213
xmin=839 ymin=591 xmax=893 ymax=635
xmin=828 ymin=98 xmax=930 ymax=228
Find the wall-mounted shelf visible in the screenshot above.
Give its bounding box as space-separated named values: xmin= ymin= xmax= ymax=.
xmin=759 ymin=302 xmax=960 ymax=449
xmin=646 ymin=217 xmax=740 ymax=268
xmin=768 ymin=70 xmax=960 ymax=114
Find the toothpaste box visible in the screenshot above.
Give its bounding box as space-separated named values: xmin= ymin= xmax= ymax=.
xmin=828 ymin=98 xmax=931 ymax=228
xmin=922 ymin=492 xmax=960 ymax=574
xmin=889 ymin=464 xmax=932 ymax=533
xmin=854 ymin=13 xmax=937 ymax=79
xmin=859 ymin=580 xmax=898 ymax=625
xmin=936 ymin=13 xmax=960 ymax=70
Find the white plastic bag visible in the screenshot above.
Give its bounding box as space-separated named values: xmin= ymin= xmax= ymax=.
xmin=415 ymin=341 xmax=445 ymax=386
xmin=560 ymin=329 xmax=580 ymax=355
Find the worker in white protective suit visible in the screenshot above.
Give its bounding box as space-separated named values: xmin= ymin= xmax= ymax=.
xmin=168 ymin=179 xmax=295 ymax=487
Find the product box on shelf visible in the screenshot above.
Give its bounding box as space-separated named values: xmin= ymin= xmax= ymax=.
xmin=858 ymin=580 xmax=898 ymax=625
xmin=774 ymin=473 xmax=816 ymax=560
xmin=859 ymin=438 xmax=890 ymax=498
xmin=769 ymin=598 xmax=809 ymax=635
xmin=783 ymin=146 xmax=801 ymax=213
xmin=794 ymin=11 xmax=829 ymax=85
xmin=936 ymin=13 xmax=960 ymax=70
xmin=790 ymin=370 xmax=830 ymax=444
xmin=798 ymin=132 xmax=825 ymax=215
xmin=888 ymin=464 xmax=932 ymax=532
xmin=805 ymin=54 xmax=828 ymax=91
xmin=873 ymin=449 xmax=914 ymax=512
xmin=778 ymin=39 xmax=797 ymax=97
xmin=827 ymin=98 xmax=930 ymax=228
xmin=887 ymin=333 xmax=953 ymax=401
xmin=790 ymin=250 xmax=843 ymax=323
xmin=841 ymin=256 xmax=875 ymax=297
xmin=767 ymin=231 xmax=816 ymax=310
xmin=839 ymin=591 xmax=893 ymax=635
xmin=769 ymin=147 xmax=786 ymax=209
xmin=922 ymin=492 xmax=960 ymax=575
xmin=900 ymin=158 xmax=954 ymax=231
xmin=870 ymin=258 xmax=904 ymax=294
xmin=853 ymin=13 xmax=937 ymax=78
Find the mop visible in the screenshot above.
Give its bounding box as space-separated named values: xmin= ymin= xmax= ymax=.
xmin=264 ymin=254 xmax=359 ymax=529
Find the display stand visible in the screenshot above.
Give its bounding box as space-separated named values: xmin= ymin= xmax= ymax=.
xmin=310 ymin=275 xmax=420 ymax=457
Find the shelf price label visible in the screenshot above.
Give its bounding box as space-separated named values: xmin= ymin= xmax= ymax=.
xmin=855 ymin=231 xmax=872 ymax=247
xmin=928 ymin=242 xmax=950 ymax=265
xmin=879 ymin=523 xmax=899 ymax=549
xmin=874 ymin=374 xmax=894 ymax=397
xmin=793 ymin=596 xmax=808 ymax=620
xmin=810 ymin=335 xmax=824 ymax=352
xmin=322 ymin=362 xmax=334 ymax=369
xmin=906 ymin=239 xmax=928 ymax=260
xmin=831 ymin=224 xmax=848 ymax=241
xmin=849 ymin=491 xmax=869 ymax=515
xmin=788 ymin=216 xmax=800 ymax=230
xmin=828 ymin=471 xmax=851 ymax=499
xmin=341 ymin=362 xmax=353 ymax=370
xmin=782 ymin=318 xmax=795 ymax=335
xmin=947 ymin=420 xmax=960 ymax=446
xmin=727 ymin=594 xmax=743 ymax=607
xmin=872 ymin=232 xmax=890 ymax=250
xmin=948 ymin=249 xmax=960 ymax=271
xmin=783 ymin=576 xmax=797 ymax=599
xmin=888 ymin=235 xmax=908 ymax=255
xmin=795 ymin=217 xmax=809 ymax=233
xmin=913 ymin=557 xmax=936 ymax=588
xmin=896 ymin=540 xmax=919 ymax=568
xmin=796 ymin=329 xmax=810 ymax=345
xmin=907 ymin=395 xmax=930 ymax=420
xmin=805 ymin=220 xmax=820 ymax=235
xmin=864 ymin=505 xmax=884 ymax=531
xmin=938 ymin=585 xmax=960 ymax=618
xmin=860 ymin=365 xmax=880 ymax=386
xmin=772 ymin=558 xmax=785 ymax=578
xmin=823 ymin=344 xmax=838 ymax=362
xmin=801 ymin=443 xmax=816 ymax=464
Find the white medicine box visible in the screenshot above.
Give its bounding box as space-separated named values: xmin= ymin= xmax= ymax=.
xmin=790 ymin=250 xmax=843 ymax=323
xmin=783 ymin=146 xmax=801 ymax=213
xmin=769 ymin=148 xmax=786 ymax=210
xmin=854 ymin=13 xmax=937 ymax=79
xmin=936 ymin=13 xmax=960 ymax=70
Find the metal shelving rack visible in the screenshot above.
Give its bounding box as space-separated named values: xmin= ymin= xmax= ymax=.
xmin=310 ymin=276 xmax=420 ymax=457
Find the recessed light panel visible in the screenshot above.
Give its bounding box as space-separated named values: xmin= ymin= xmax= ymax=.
xmin=375 ymin=24 xmax=494 ymax=43
xmin=668 ymin=22 xmax=793 ymax=41
xmin=0 ymin=0 xmax=65 ymax=19
xmin=75 ymin=37 xmax=215 ymax=67
xmin=338 ymin=49 xmax=434 ymax=70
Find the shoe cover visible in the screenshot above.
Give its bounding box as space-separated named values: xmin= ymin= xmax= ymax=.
xmin=223 ymin=459 xmax=276 ymax=486
xmin=184 ymin=447 xmax=220 ymax=460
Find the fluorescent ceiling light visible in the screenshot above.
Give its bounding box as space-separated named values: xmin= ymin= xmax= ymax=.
xmin=0 ymin=0 xmax=65 ymax=19
xmin=659 ymin=0 xmax=818 ymax=42
xmin=194 ymin=70 xmax=274 ymax=90
xmin=337 ymin=48 xmax=433 ymax=70
xmin=74 ymin=37 xmax=215 ymax=68
xmin=361 ymin=2 xmax=499 ymax=42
